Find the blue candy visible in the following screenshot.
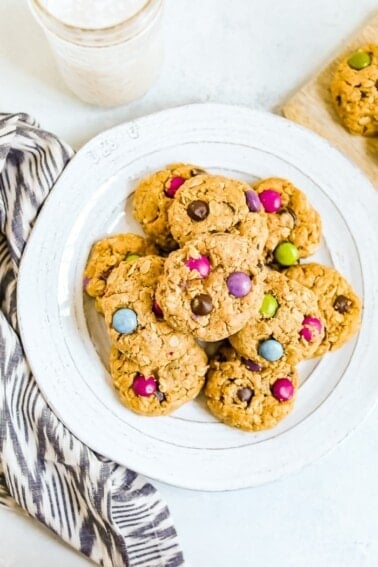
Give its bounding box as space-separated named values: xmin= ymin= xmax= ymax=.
xmin=258 ymin=339 xmax=284 ymax=362
xmin=112 ymin=308 xmax=138 ymax=334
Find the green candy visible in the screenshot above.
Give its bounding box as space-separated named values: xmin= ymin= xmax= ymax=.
xmin=347 ymin=51 xmax=371 ymax=70
xmin=125 ymin=253 xmax=140 ymax=263
xmin=259 ymin=294 xmax=279 ymax=318
xmin=274 ymin=242 xmax=299 ymax=266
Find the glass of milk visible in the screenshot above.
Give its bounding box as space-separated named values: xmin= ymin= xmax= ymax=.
xmin=28 ymin=0 xmax=164 ymax=107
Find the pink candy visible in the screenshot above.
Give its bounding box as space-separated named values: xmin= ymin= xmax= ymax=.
xmin=165 ymin=176 xmax=185 ymax=198
xmin=258 ymin=189 xmax=282 ymax=213
xmin=300 ymin=316 xmax=323 ymax=342
xmin=271 ymin=378 xmax=294 ymax=402
xmin=82 ymin=277 xmax=91 ymax=289
xmin=185 ymin=256 xmax=211 ymax=278
xmin=132 ymin=375 xmax=157 ymax=397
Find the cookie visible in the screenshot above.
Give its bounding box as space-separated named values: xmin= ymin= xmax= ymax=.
xmin=102 ymin=255 xmax=202 ymax=365
xmin=168 ymin=174 xmax=268 ymax=251
xmin=330 ymin=44 xmax=378 ymax=136
xmin=229 ymin=269 xmax=324 ymax=365
xmin=284 ymin=263 xmax=362 ymax=355
xmin=253 ymin=177 xmax=322 ymax=259
xmin=204 ymin=346 xmax=298 ymax=431
xmin=132 ymin=163 xmax=207 ymax=251
xmin=83 ymin=233 xmax=156 ymax=311
xmin=110 ymin=345 xmax=208 ymax=416
xmin=155 ymin=233 xmax=265 ymax=342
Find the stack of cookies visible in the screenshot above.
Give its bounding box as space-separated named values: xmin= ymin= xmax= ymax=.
xmin=84 ymin=164 xmax=362 ymax=431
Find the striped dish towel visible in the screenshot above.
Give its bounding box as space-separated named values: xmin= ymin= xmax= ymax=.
xmin=0 ymin=113 xmax=184 ymax=567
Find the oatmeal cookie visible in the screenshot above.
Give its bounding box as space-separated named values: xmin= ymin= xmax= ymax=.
xmin=155 ymin=233 xmax=265 ymax=342
xmin=102 ymin=255 xmax=202 ymax=364
xmin=83 ymin=233 xmax=156 ymax=311
xmin=330 ymin=44 xmax=378 ymax=136
xmin=168 ymin=174 xmax=268 ymax=251
xmin=205 ymin=346 xmax=298 ymax=431
xmin=229 ymin=270 xmax=324 ymax=365
xmin=110 ymin=345 xmax=208 ymax=416
xmin=285 ymin=263 xmax=362 ymax=355
xmin=132 ymin=163 xmax=207 ymax=251
xmin=253 ymin=177 xmax=322 ymax=258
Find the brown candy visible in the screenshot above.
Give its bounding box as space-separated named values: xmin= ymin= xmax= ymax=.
xmin=237 ymin=387 xmax=254 ymax=403
xmin=190 ymin=168 xmax=207 ymax=176
xmin=187 ymin=200 xmax=209 ymax=221
xmin=333 ymin=294 xmax=352 ymax=314
xmin=190 ymin=293 xmax=213 ymax=316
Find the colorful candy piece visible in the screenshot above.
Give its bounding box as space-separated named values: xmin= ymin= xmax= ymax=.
xmin=185 ymin=255 xmax=211 ymax=278
xmin=125 ymin=253 xmax=140 ymax=263
xmin=112 ymin=308 xmax=138 ymax=334
xmin=259 ymin=293 xmax=279 ymax=318
xmin=258 ymin=339 xmax=284 ymax=362
xmin=274 ymin=241 xmax=299 ymax=266
xmin=241 ymin=358 xmax=262 ymax=372
xmin=347 ymin=51 xmax=371 ymax=70
xmin=237 ymin=387 xmax=254 ymax=403
xmin=271 ymin=378 xmax=294 ymax=401
xmin=300 ymin=316 xmax=323 ymax=342
xmin=187 ymin=200 xmax=210 ymax=221
xmin=152 ymin=299 xmax=164 ymax=318
xmin=245 ymin=189 xmax=261 ymax=212
xmin=165 ymin=176 xmax=185 ymax=198
xmin=226 ymin=272 xmax=252 ymax=297
xmin=132 ymin=374 xmax=157 ymax=397
xmin=190 ymin=293 xmax=213 ymax=315
xmin=258 ymin=189 xmax=282 ymax=213
xmin=83 ymin=277 xmax=91 ymax=289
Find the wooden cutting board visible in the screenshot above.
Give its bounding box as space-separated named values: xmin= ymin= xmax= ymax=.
xmin=283 ymin=12 xmax=378 ymax=189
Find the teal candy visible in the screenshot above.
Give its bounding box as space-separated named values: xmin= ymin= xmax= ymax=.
xmin=112 ymin=308 xmax=138 ymax=334
xmin=258 ymin=339 xmax=284 ymax=362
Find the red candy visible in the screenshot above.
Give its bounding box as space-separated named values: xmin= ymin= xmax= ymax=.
xmin=271 ymin=378 xmax=294 ymax=401
xmin=258 ymin=189 xmax=282 ymax=213
xmin=165 ymin=176 xmax=185 ymax=198
xmin=300 ymin=316 xmax=323 ymax=342
xmin=152 ymin=300 xmax=164 ymax=318
xmin=185 ymin=256 xmax=211 ymax=278
xmin=132 ymin=375 xmax=157 ymax=397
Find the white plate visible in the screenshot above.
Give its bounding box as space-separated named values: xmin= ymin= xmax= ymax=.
xmin=18 ymin=104 xmax=378 ymax=491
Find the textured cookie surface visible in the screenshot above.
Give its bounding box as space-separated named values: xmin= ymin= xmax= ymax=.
xmin=253 ymin=177 xmax=322 ymax=258
xmin=285 ymin=263 xmax=362 ymax=355
xmin=168 ymin=174 xmax=268 ymax=251
xmin=102 ymin=255 xmax=202 ymax=364
xmin=84 ymin=233 xmax=156 ymax=310
xmin=156 ymin=233 xmax=265 ymax=341
xmin=230 ymin=270 xmax=324 ymax=365
xmin=330 ymin=44 xmax=378 ymax=136
xmin=205 ymin=346 xmax=298 ymax=431
xmin=132 ymin=163 xmax=206 ymax=251
xmin=110 ymin=346 xmax=207 ymax=416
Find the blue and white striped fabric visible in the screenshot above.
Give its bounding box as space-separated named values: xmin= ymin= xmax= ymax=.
xmin=0 ymin=113 xmax=184 ymax=567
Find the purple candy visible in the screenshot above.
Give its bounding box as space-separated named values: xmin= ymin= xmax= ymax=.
xmin=83 ymin=277 xmax=91 ymax=289
xmin=165 ymin=176 xmax=185 ymax=198
xmin=226 ymin=272 xmax=252 ymax=297
xmin=245 ymin=189 xmax=261 ymax=212
xmin=241 ymin=358 xmax=262 ymax=372
xmin=185 ymin=255 xmax=211 ymax=278
xmin=271 ymin=378 xmax=294 ymax=402
xmin=132 ymin=375 xmax=157 ymax=397
xmin=259 ymin=189 xmax=282 ymax=213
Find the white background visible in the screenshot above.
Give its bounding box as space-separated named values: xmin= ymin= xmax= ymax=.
xmin=1 ymin=1 xmax=378 ymax=566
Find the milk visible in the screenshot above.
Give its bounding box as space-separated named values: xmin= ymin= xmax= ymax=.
xmin=29 ymin=0 xmax=164 ymax=106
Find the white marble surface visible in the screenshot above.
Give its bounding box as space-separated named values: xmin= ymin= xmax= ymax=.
xmin=1 ymin=1 xmax=378 ymax=566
